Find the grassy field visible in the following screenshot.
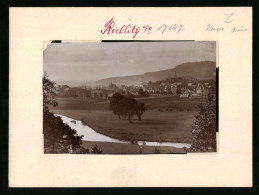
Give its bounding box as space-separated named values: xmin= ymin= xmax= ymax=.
xmin=52 ymin=109 xmax=195 ymax=143
xmin=82 ymin=141 xmax=186 ymax=154
xmin=51 ymin=95 xmax=207 ymax=111
xmin=50 ymin=97 xmax=110 ymax=110
xmin=50 ymin=95 xmax=206 ymax=143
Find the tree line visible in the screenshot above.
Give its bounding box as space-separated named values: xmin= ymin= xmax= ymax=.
xmin=109 ymin=93 xmax=147 ymax=123
xmin=189 ymin=94 xmax=217 ymax=152
xmin=43 ymin=73 xmax=89 ymax=153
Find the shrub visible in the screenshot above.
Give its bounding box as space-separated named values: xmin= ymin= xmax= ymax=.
xmin=91 ymin=144 xmax=103 ymax=154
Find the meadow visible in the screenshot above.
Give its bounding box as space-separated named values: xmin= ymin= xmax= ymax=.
xmin=51 ymin=95 xmax=207 ymax=143
xmin=51 ymin=95 xmax=207 ymax=111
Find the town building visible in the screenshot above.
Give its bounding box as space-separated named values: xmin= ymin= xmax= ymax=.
xmin=180 ymin=88 xmax=191 ymax=98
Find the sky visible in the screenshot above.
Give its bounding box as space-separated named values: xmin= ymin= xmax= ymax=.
xmin=43 ymin=41 xmax=216 ymax=82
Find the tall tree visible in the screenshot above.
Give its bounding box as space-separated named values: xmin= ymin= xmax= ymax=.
xmin=109 ymin=93 xmax=148 ymax=122
xmin=138 ymin=88 xmax=149 ymax=97
xmin=118 ymin=98 xmax=138 ymax=123
xmin=43 ymin=73 xmax=85 ymax=153
xmin=189 ymin=94 xmax=217 ymax=152
xmin=136 ymin=102 xmax=147 ymax=120
xmin=43 ymin=72 xmax=59 ymax=114
xmin=110 ymin=93 xmax=125 ymax=119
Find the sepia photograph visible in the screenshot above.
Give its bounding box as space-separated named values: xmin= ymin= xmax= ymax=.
xmin=43 ymin=41 xmax=217 ymax=154
xmin=8 ymin=6 xmax=252 ymax=188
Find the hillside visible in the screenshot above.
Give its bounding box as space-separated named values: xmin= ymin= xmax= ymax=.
xmin=91 ymin=61 xmax=216 ymax=86
xmin=56 ymin=61 xmax=216 ymax=87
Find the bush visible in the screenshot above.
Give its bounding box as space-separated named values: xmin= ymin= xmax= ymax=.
xmin=43 ymin=112 xmax=86 ymax=153
xmin=91 ymin=144 xmax=103 ymax=154
xmin=73 ymin=147 xmax=89 ymax=154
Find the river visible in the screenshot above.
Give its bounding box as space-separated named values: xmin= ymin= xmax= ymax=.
xmin=55 ymin=114 xmax=191 ymax=149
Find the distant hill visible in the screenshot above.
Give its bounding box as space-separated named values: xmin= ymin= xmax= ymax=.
xmin=89 ymin=61 xmax=216 ymax=86
xmin=54 ymin=80 xmax=86 ymax=87
xmin=56 ymin=61 xmax=216 ymax=87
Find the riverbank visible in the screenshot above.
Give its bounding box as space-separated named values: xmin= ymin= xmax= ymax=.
xmin=81 ymin=141 xmax=186 ymax=154
xmin=52 ymin=110 xmax=194 ymax=143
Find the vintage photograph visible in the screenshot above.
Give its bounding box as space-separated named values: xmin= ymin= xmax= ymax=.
xmin=43 ymin=41 xmax=217 ymax=154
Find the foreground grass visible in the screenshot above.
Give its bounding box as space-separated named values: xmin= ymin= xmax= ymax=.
xmin=82 ymin=141 xmax=186 ymax=154
xmin=52 ymin=110 xmax=195 ymax=143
